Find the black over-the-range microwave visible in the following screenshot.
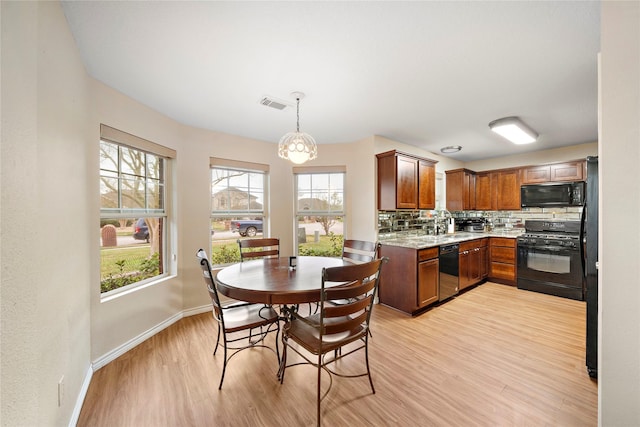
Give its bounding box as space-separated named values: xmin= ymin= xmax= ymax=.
xmin=520 ymin=181 xmax=585 ymax=208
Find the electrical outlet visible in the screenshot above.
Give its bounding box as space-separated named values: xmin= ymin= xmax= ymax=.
xmin=58 ymin=376 xmax=64 ymax=407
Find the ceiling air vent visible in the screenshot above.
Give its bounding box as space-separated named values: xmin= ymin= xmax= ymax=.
xmin=259 ymin=96 xmax=291 ymax=111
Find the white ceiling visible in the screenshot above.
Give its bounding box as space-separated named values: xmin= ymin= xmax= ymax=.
xmin=61 ymin=1 xmax=600 ymax=162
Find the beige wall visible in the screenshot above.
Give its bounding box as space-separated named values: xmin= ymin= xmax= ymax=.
xmin=2 ymin=1 xmax=639 ymax=426
xmin=1 ymin=2 xmax=92 ymax=425
xmin=466 ymin=142 xmax=598 ymax=172
xmin=600 ymin=2 xmax=640 ymax=424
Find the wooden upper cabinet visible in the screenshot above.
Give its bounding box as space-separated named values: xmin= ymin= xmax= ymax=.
xmin=496 ymin=168 xmax=521 ymax=210
xmin=475 ymin=172 xmax=496 ymax=211
xmin=445 ymin=169 xmax=476 ymax=211
xmin=377 ymin=150 xmax=438 ymax=210
xmin=550 ymin=161 xmax=584 ymax=182
xmin=418 ymin=160 xmax=436 ymax=209
xmin=521 ymin=165 xmax=551 ymax=183
xmin=522 ymin=160 xmax=585 ymax=184
xmin=396 ymin=156 xmax=418 ymax=209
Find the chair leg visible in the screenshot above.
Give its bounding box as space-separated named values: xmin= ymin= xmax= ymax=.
xmin=279 ymin=336 xmax=288 ymax=384
xmin=317 ymin=353 xmax=322 ymax=427
xmin=218 ymin=336 xmax=228 ymax=390
xmin=213 ymin=322 xmax=221 ymax=355
xmin=275 ymin=323 xmax=281 ymax=364
xmin=365 ymin=337 xmax=375 ymax=394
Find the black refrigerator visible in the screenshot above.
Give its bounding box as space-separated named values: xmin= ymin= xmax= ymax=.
xmin=581 ymin=156 xmax=598 ymax=378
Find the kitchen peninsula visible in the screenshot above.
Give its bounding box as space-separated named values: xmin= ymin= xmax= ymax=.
xmin=378 ymin=230 xmax=522 ymax=315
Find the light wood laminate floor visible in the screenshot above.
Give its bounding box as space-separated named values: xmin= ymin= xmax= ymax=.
xmin=78 ymin=282 xmax=597 ymax=426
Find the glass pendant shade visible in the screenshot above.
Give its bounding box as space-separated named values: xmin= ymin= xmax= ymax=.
xmin=278 ymin=131 xmax=317 ymax=164
xmin=278 ymin=92 xmax=317 ymax=164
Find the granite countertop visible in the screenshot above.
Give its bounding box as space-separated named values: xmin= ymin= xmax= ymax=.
xmin=380 ymin=229 xmax=524 ymax=249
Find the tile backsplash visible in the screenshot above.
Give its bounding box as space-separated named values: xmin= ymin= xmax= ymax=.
xmin=378 ymin=206 xmax=582 ymax=240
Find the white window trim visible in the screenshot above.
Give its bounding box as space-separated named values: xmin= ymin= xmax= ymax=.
xmin=99 ymin=124 xmax=175 ymax=299
xmin=294 ymin=168 xmax=346 ymax=255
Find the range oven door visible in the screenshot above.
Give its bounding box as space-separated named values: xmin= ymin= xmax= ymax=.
xmin=517 ymin=243 xmax=584 ymax=300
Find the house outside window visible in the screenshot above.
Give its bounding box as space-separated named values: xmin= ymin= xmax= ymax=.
xmin=99 ymin=124 xmax=175 ymax=295
xmin=210 ymin=159 xmax=269 ymax=265
xmin=295 ymin=170 xmax=345 ymax=256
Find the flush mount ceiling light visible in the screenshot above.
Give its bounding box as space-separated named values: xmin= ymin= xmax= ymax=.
xmin=278 ymin=92 xmax=317 ymax=165
xmin=489 ymin=116 xmax=538 ymax=145
xmin=441 ymin=145 xmax=462 ymax=154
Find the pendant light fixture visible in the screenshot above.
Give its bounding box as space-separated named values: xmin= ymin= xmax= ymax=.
xmin=278 ymin=92 xmax=317 ymax=164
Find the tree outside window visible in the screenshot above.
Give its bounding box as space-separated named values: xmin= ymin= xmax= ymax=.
xmin=295 ymin=172 xmax=345 ymax=256
xmin=99 ymin=139 xmax=168 ymax=293
xmin=210 ymin=166 xmax=267 ymax=265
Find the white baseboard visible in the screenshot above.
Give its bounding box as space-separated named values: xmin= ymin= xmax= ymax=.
xmin=92 ymin=305 xmax=210 ymax=370
xmin=183 ymin=304 xmax=212 ymax=317
xmin=70 ymin=305 xmax=212 ymax=425
xmin=69 ymin=366 xmax=93 ymax=427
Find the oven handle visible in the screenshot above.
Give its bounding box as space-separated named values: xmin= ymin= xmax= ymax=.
xmin=518 ymin=245 xmax=578 ymax=254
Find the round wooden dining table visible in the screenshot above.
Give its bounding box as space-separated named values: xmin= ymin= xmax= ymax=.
xmin=216 ymin=256 xmax=350 ymax=305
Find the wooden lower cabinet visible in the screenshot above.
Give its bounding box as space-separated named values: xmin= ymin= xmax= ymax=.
xmin=418 ymin=257 xmax=439 ymax=307
xmin=379 ymin=245 xmax=439 ymax=315
xmin=459 ymin=239 xmax=488 ymax=290
xmin=489 ymin=237 xmax=517 ymax=285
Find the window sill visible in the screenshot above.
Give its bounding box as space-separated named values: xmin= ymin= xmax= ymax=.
xmin=100 ymin=274 xmax=177 ymax=303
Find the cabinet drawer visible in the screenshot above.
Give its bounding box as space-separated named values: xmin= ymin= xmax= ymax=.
xmin=491 ymin=246 xmax=516 ymax=264
xmin=490 ymin=262 xmax=516 ymax=281
xmin=418 ymin=247 xmax=439 ymax=262
xmin=490 ymin=237 xmax=516 ymax=248
xmin=459 ymin=238 xmax=487 ymax=252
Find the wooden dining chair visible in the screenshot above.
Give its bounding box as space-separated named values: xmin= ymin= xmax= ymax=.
xmin=333 ymin=240 xmax=380 ymax=339
xmin=237 ymin=238 xmax=280 ymax=261
xmin=342 ymin=239 xmax=380 ymax=264
xmin=279 ymin=258 xmax=387 ymax=427
xmin=196 ymin=249 xmax=280 ymax=389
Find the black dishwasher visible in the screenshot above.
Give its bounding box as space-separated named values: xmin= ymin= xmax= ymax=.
xmin=439 ymin=243 xmax=459 ymax=301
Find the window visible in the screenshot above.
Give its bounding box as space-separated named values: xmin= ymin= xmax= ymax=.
xmin=210 ymin=159 xmax=268 ymax=265
xmin=99 ymin=125 xmax=175 ymax=295
xmin=295 ymin=170 xmax=345 ymax=256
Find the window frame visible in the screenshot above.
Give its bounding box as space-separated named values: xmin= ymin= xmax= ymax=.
xmin=293 ymin=167 xmax=346 ymax=256
xmin=99 ymin=124 xmax=176 ymax=299
xmin=210 ymin=158 xmax=270 ymax=266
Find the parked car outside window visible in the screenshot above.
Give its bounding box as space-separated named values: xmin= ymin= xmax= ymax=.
xmin=133 ymin=218 xmax=149 ymax=242
xmin=230 ymin=219 xmax=263 ymax=237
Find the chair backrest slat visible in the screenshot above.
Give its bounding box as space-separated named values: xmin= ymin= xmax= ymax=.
xmin=318 ymin=258 xmax=386 ymax=339
xmin=323 ymin=311 xmax=368 ymax=336
xmin=196 ymin=249 xmax=224 ymax=320
xmin=342 ymin=240 xmax=379 ymax=264
xmin=238 ymin=238 xmax=280 ymax=261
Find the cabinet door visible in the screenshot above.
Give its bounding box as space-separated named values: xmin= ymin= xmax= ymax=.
xmin=522 ymin=165 xmax=551 ymax=184
xmin=469 ymin=248 xmax=482 ymax=284
xmin=475 ymin=172 xmax=495 ymax=210
xmin=396 ymin=156 xmax=418 ymax=209
xmin=479 ymin=245 xmax=489 ymax=279
xmin=446 ymin=169 xmax=475 ymax=211
xmin=445 ymin=170 xmax=464 ymax=211
xmin=418 ymin=160 xmax=436 ymax=209
xmin=550 ymin=161 xmax=584 ymax=182
xmin=459 ymin=250 xmax=472 ymax=290
xmin=496 ymin=169 xmax=521 ymax=210
xmin=464 ymin=172 xmax=476 ymax=210
xmin=417 ymin=258 xmax=439 ymax=307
